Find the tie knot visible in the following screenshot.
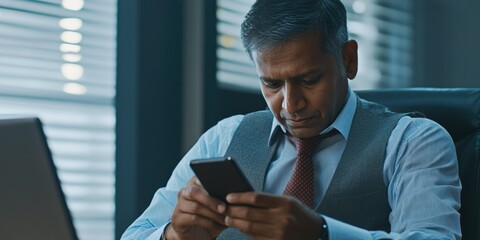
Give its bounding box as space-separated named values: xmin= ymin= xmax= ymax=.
xmin=289 ymin=129 xmax=338 ymax=157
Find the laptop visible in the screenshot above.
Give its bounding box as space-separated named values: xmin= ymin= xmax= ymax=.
xmin=0 ymin=117 xmax=78 ymax=240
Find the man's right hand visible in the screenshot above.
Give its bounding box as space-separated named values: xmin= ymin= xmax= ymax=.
xmin=165 ymin=176 xmax=227 ymax=240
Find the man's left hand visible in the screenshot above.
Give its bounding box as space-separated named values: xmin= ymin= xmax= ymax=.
xmin=225 ymin=192 xmax=324 ymax=240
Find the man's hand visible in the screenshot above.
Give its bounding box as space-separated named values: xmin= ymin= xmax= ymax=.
xmin=225 ymin=192 xmax=324 ymax=240
xmin=166 ymin=177 xmax=227 ymax=240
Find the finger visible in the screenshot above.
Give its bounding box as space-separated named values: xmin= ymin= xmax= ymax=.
xmin=177 ymin=197 xmax=226 ymax=225
xmin=182 ymin=180 xmax=227 ymax=214
xmin=172 ymin=212 xmax=226 ymax=236
xmin=226 ymin=192 xmax=285 ymax=208
xmin=191 ymin=176 xmax=203 ymax=186
xmin=224 ymin=216 xmax=276 ymax=238
xmin=226 ymin=205 xmax=275 ymax=224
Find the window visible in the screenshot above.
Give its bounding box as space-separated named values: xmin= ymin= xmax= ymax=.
xmin=0 ymin=0 xmax=117 ymax=239
xmin=216 ymin=0 xmax=413 ymax=91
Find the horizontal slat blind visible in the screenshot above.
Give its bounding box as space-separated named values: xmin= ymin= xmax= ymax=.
xmin=343 ymin=0 xmax=413 ymax=89
xmin=0 ymin=0 xmax=116 ymax=239
xmin=216 ymin=0 xmax=413 ymax=91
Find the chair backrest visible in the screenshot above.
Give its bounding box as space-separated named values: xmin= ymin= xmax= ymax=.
xmin=356 ymin=88 xmax=480 ymax=240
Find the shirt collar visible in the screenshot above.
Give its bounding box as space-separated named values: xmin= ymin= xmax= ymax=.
xmin=268 ymin=87 xmax=357 ymax=145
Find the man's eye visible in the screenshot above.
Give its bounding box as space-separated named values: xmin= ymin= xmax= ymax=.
xmin=302 ymin=77 xmax=320 ymax=86
xmin=262 ymin=80 xmax=282 ymax=89
xmin=302 ymin=79 xmax=316 ymax=85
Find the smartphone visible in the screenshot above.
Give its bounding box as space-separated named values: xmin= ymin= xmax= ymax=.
xmin=190 ymin=156 xmax=254 ymax=202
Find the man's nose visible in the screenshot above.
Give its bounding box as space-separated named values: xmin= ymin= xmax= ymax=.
xmin=282 ymin=83 xmax=306 ymax=115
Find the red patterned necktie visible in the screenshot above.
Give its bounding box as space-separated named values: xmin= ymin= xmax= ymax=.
xmin=283 ymin=130 xmax=338 ymax=208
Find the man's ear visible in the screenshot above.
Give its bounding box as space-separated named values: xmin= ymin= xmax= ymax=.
xmin=342 ymin=40 xmax=358 ymax=80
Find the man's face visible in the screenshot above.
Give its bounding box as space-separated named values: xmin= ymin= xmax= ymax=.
xmin=253 ymin=33 xmax=357 ymax=138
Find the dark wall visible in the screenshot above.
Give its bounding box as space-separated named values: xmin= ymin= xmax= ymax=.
xmin=413 ymin=0 xmax=480 ymax=87
xmin=204 ymin=88 xmax=266 ymax=129
xmin=115 ymin=0 xmax=184 ymax=238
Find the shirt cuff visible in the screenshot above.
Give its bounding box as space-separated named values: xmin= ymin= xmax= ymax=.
xmin=144 ymin=222 xmax=169 ymax=240
xmin=323 ymin=215 xmax=372 ymax=240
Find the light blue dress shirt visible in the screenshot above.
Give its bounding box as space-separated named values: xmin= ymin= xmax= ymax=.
xmin=121 ymin=88 xmax=461 ymax=240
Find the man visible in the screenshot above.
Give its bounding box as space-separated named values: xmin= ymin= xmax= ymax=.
xmin=122 ymin=0 xmax=461 ymax=239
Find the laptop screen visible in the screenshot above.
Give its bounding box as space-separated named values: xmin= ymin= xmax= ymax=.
xmin=0 ymin=117 xmax=78 ymax=240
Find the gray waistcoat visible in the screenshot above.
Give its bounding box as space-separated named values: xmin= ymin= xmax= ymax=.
xmin=217 ymin=98 xmax=417 ymax=239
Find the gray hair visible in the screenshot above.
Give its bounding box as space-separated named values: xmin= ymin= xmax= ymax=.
xmin=241 ymin=0 xmax=349 ymax=74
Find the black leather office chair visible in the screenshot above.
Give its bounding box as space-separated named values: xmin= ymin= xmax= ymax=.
xmin=357 ymin=88 xmax=480 ymax=240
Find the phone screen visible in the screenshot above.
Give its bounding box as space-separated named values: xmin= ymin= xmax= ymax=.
xmin=190 ymin=157 xmax=254 ymax=202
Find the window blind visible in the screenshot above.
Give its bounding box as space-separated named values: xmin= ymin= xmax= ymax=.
xmin=0 ymin=0 xmax=117 ymax=240
xmin=216 ymin=0 xmax=413 ymax=91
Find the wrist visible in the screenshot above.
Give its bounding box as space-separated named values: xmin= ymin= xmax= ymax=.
xmin=163 ymin=223 xmax=176 ymax=240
